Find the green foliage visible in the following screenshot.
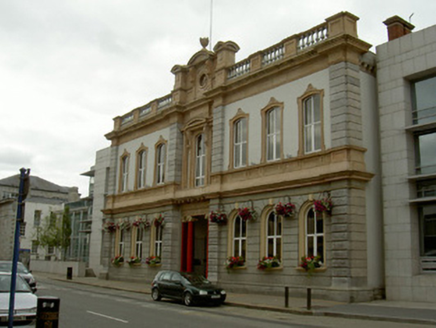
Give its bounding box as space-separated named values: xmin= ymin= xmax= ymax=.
xmin=36 ymin=206 xmax=72 ymax=260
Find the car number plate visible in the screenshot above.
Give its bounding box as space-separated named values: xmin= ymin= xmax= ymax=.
xmin=211 ymin=295 xmax=220 ymax=299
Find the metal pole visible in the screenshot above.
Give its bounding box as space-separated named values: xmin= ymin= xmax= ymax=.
xmin=307 ymin=288 xmax=312 ymax=310
xmin=8 ymin=168 xmax=29 ymax=328
xmin=284 ymin=286 xmax=289 ymax=308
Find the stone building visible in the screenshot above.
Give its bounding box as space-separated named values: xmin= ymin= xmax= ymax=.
xmin=0 ymin=174 xmax=79 ymax=264
xmin=96 ymin=12 xmax=383 ymax=302
xmin=377 ymin=17 xmax=436 ymax=302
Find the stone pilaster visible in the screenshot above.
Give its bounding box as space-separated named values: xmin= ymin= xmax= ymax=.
xmin=211 ymin=106 xmax=225 ymax=173
xmin=166 ymin=123 xmax=183 ymax=183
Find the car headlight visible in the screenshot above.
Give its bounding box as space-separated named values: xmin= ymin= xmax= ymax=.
xmin=221 ymin=290 xmax=226 ymax=295
xmin=199 ymin=290 xmax=208 ymax=295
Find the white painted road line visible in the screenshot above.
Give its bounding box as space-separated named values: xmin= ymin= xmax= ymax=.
xmin=86 ymin=310 xmax=129 ymax=324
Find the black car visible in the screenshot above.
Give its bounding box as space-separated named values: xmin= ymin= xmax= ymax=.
xmin=151 ymin=270 xmax=226 ymax=306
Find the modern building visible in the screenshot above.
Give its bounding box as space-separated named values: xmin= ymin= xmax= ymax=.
xmin=95 ymin=11 xmax=384 ymax=302
xmin=377 ymin=17 xmax=436 ymax=302
xmin=0 ymin=174 xmax=79 ymax=265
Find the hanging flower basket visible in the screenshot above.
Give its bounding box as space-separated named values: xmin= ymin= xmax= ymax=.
xmin=300 ymin=255 xmax=322 ymax=276
xmin=274 ymin=202 xmax=296 ymax=218
xmin=102 ymin=221 xmax=116 ymax=233
xmin=226 ymin=256 xmax=245 ymax=270
xmin=117 ymin=220 xmax=131 ymax=231
xmin=313 ymin=198 xmax=333 ymax=215
xmin=132 ymin=217 xmax=150 ymax=230
xmin=154 ymin=215 xmax=165 ymax=227
xmin=257 ymin=256 xmax=281 ymax=270
xmin=145 ymin=256 xmax=161 ymax=266
xmin=127 ymin=256 xmax=142 ymax=266
xmin=111 ymin=255 xmax=124 ymax=266
xmin=238 ymin=207 xmax=257 ymax=222
xmin=207 ymin=211 xmax=227 ymax=224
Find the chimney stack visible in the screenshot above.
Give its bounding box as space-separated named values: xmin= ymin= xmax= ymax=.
xmin=383 ymin=15 xmax=415 ymax=41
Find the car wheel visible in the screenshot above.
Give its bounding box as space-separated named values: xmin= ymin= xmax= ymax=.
xmin=183 ymin=292 xmax=194 ymax=306
xmin=151 ymin=288 xmax=161 ymax=301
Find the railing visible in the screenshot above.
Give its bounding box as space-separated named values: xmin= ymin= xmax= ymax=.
xmin=140 ymin=104 xmax=151 ymax=116
xmin=157 ymin=94 xmax=172 ymax=110
xmin=412 ymin=106 xmax=436 ymax=125
xmin=121 ymin=113 xmax=134 ymax=125
xmin=421 ymin=257 xmax=436 ymax=272
xmin=262 ymin=44 xmax=285 ymax=66
xmin=227 ymin=22 xmax=329 ymax=80
xmin=228 ymin=59 xmax=251 ymax=80
xmin=298 ymin=23 xmax=328 ymax=50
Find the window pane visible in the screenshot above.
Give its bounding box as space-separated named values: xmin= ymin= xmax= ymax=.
xmin=420 ymin=204 xmax=436 ymax=256
xmin=235 ymin=217 xmax=241 ymax=238
xmin=413 ymin=76 xmax=436 ymax=124
xmin=305 ymin=126 xmax=312 ymax=152
xmin=234 ymin=240 xmax=240 ymax=257
xmin=241 ymin=142 xmax=247 ymax=166
xmin=241 ymin=240 xmax=246 ymax=259
xmin=304 ymin=101 xmax=312 ymax=125
xmin=241 ymin=118 xmax=247 ymax=142
xmin=276 ymin=239 xmax=281 ymax=260
xmin=234 ymin=144 xmax=241 ymax=167
xmin=267 ymin=239 xmax=274 ymax=257
xmin=307 ymin=236 xmax=314 ymax=257
xmin=277 ymin=217 xmax=282 ymax=235
xmin=267 ymin=214 xmax=275 ymax=236
xmin=317 ymin=236 xmax=324 ymax=261
xmin=416 ymin=132 xmax=436 ymax=174
xmin=241 ymin=218 xmax=246 ymax=237
xmin=307 ymin=210 xmax=315 ymax=234
xmin=267 ymin=135 xmax=274 ymax=160
xmin=313 ymin=95 xmax=320 ymax=121
xmin=316 ymin=215 xmax=324 ymax=233
xmin=314 ymin=123 xmax=321 ymax=150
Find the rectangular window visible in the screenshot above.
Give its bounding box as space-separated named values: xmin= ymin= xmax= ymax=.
xmin=118 ymin=230 xmax=125 ymax=256
xmin=121 ymin=156 xmax=129 ymax=192
xmin=304 ymin=95 xmax=321 ymax=154
xmin=305 ymin=207 xmax=324 ymax=262
xmin=417 ymin=179 xmax=436 ymax=198
xmin=34 ymin=210 xmax=41 ymax=227
xmin=31 ymin=240 xmax=38 ymax=254
xmin=419 ymin=203 xmax=436 ymax=260
xmin=156 ymin=144 xmax=166 ymax=185
xmin=195 ymin=134 xmax=205 ymax=186
xmin=155 ymin=226 xmax=163 ymax=258
xmin=266 ymin=108 xmax=280 ymax=161
xmin=234 ymin=118 xmax=247 ymax=168
xmin=415 ymin=131 xmax=436 ymax=175
xmin=135 ymin=228 xmax=143 ymax=259
xmin=233 ymin=216 xmax=247 ymax=259
xmin=19 ymin=222 xmax=26 ymax=237
xmin=412 ymin=76 xmax=436 ymax=125
xmin=266 ymin=212 xmax=282 ymax=260
xmin=137 ymin=150 xmax=146 ymax=189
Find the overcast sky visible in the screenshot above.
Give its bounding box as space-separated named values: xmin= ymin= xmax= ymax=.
xmin=0 ymin=0 xmax=434 ymax=196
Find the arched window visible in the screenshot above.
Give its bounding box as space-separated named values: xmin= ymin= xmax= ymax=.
xmin=305 ymin=207 xmax=324 ymax=262
xmin=233 ymin=215 xmax=247 ymax=259
xmin=266 ymin=212 xmax=282 ymax=260
xmin=195 ymin=134 xmax=206 ymax=187
xmin=303 ymin=95 xmax=321 ymax=154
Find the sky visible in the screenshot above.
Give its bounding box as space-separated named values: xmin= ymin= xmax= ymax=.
xmin=0 ymin=0 xmax=435 ymax=196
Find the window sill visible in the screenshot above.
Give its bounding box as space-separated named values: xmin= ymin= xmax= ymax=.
xmin=295 ymin=266 xmax=327 ymax=273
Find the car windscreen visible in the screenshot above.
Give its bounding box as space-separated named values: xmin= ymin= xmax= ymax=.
xmin=0 ymin=262 xmax=29 ymax=274
xmin=0 ymin=275 xmax=31 ymax=293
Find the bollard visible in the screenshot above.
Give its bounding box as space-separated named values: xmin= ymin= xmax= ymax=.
xmin=67 ymin=267 xmax=73 ymax=280
xmin=36 ymin=296 xmax=60 ymax=328
xmin=307 ymin=288 xmax=311 ymax=310
xmin=284 ymin=286 xmax=289 ymax=308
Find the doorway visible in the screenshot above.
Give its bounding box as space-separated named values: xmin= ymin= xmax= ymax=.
xmin=180 ymin=216 xmax=209 ymax=277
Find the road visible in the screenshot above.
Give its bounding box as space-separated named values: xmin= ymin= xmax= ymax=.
xmin=35 ymin=277 xmax=431 ymax=328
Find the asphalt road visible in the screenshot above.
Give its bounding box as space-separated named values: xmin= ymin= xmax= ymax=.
xmin=35 ymin=278 xmax=431 ymax=328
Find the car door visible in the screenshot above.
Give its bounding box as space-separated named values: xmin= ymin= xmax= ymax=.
xmin=168 ymin=272 xmax=185 ymax=299
xmin=157 ymin=272 xmax=172 ymax=297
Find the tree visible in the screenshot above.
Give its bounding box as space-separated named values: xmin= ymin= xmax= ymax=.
xmin=37 ymin=206 xmax=72 ymax=260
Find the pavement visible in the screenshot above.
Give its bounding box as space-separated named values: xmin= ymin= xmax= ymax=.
xmin=34 ymin=272 xmax=436 ymax=326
